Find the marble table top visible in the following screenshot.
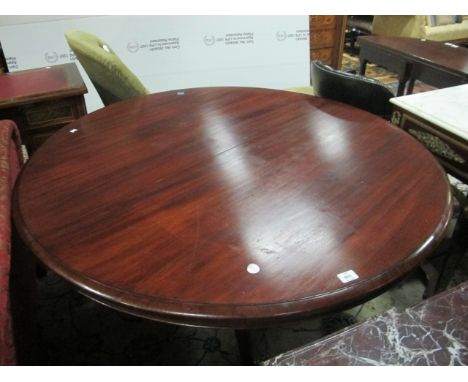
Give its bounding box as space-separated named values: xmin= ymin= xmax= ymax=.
xmin=263 ymin=281 xmax=468 ymax=366
xmin=390 ymin=84 xmax=468 ymax=142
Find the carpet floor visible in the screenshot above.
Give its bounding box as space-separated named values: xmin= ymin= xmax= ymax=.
xmin=31 ymin=255 xmax=468 ymax=365
xmin=341 ymin=52 xmax=436 ymax=94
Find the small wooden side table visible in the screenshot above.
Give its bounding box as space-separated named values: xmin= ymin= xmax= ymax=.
xmin=359 ymin=36 xmax=468 ymax=97
xmin=0 ymin=63 xmax=87 ymax=154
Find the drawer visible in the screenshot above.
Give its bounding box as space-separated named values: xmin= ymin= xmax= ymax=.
xmin=22 ymin=97 xmax=83 ymax=130
xmin=310 ymin=29 xmax=336 ymax=49
xmin=399 ymin=112 xmax=468 ymax=183
xmin=312 ymin=48 xmax=333 ymax=65
xmin=23 ymin=123 xmax=70 ymax=153
xmin=310 ymin=16 xmax=336 ymax=29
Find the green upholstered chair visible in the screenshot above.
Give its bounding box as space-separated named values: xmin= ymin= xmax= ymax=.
xmin=65 ymin=30 xmax=149 ymax=106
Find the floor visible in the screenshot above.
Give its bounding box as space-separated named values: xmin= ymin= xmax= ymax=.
xmin=31 ymin=244 xmax=468 ymax=366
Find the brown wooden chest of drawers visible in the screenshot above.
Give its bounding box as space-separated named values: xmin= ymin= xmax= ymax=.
xmin=309 ymin=16 xmax=347 ymax=69
xmin=0 ymin=63 xmax=87 ymax=154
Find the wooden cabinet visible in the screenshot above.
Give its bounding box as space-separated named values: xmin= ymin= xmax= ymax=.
xmin=0 ymin=63 xmax=87 ymax=154
xmin=309 ymin=16 xmax=347 ymax=69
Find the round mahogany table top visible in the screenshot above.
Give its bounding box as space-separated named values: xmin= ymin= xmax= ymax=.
xmin=13 ymin=87 xmax=453 ymax=328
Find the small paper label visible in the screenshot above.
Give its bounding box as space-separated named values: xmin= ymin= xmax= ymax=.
xmin=247 ymin=263 xmax=260 ymax=274
xmin=337 ymin=270 xmax=359 ymax=284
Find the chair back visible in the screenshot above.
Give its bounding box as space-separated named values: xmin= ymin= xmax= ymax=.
xmin=65 ymin=30 xmax=149 ymax=106
xmin=311 ymin=60 xmax=394 ymax=119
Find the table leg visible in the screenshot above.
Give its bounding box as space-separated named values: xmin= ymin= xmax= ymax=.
xmin=10 ymin=227 xmax=39 ymax=364
xmin=406 ymin=77 xmax=416 ymax=95
xmin=235 ymin=329 xmax=255 ymax=365
xmin=358 ymin=59 xmax=367 ymax=76
xmin=396 ymin=80 xmax=407 ymax=96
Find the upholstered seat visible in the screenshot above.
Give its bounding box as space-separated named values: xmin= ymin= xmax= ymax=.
xmin=285 ymin=86 xmax=315 ymax=96
xmin=372 ymin=15 xmax=468 ymax=43
xmin=311 ymin=60 xmax=394 ymax=120
xmin=65 ymin=30 xmax=149 ymax=106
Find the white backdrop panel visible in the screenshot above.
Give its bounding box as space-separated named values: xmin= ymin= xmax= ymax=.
xmin=0 ymin=15 xmax=310 ymax=112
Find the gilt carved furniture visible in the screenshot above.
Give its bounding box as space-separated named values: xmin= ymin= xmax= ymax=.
xmin=0 ymin=63 xmax=88 ymax=154
xmin=391 ymin=85 xmax=468 ymax=296
xmin=390 ymin=84 xmax=468 ymax=184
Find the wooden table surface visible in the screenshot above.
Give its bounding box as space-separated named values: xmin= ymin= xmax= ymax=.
xmin=358 ymin=36 xmax=468 ymax=95
xmin=359 ymin=36 xmax=468 ymax=75
xmin=13 ymin=87 xmax=453 ymax=328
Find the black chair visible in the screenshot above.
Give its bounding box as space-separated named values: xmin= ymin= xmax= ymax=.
xmin=311 ymin=60 xmax=394 ymax=120
xmin=345 ymin=15 xmax=374 ymax=55
xmin=0 ymin=42 xmax=9 ymax=73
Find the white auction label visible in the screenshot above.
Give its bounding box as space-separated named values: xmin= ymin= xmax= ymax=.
xmin=0 ymin=16 xmax=309 ymax=113
xmin=247 ymin=263 xmax=260 ymax=274
xmin=337 ymin=270 xmax=359 ymax=284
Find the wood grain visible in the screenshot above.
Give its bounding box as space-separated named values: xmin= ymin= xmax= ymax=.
xmin=0 ymin=64 xmax=87 ymax=108
xmin=0 ymin=63 xmax=88 ymax=153
xmin=13 ymin=87 xmax=453 ymax=328
xmin=359 ymin=36 xmax=468 ymax=75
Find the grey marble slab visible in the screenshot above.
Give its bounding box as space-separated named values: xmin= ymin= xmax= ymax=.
xmin=263 ymin=281 xmax=468 ymax=366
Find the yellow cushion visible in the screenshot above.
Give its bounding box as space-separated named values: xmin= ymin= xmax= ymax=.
xmin=426 ymin=15 xmax=459 ymax=27
xmin=372 ymin=16 xmax=426 ymax=39
xmin=285 ymin=86 xmax=315 ymax=96
xmin=423 ymin=20 xmax=468 ymax=41
xmin=372 ymin=16 xmax=468 ymax=42
xmin=65 ymin=30 xmax=149 ymax=105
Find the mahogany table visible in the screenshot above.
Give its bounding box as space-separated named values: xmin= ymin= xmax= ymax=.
xmin=13 ymin=88 xmax=453 ymax=333
xmin=358 ymin=36 xmax=468 ymax=96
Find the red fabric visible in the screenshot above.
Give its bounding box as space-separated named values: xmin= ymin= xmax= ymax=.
xmin=0 ymin=120 xmax=24 ymax=365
